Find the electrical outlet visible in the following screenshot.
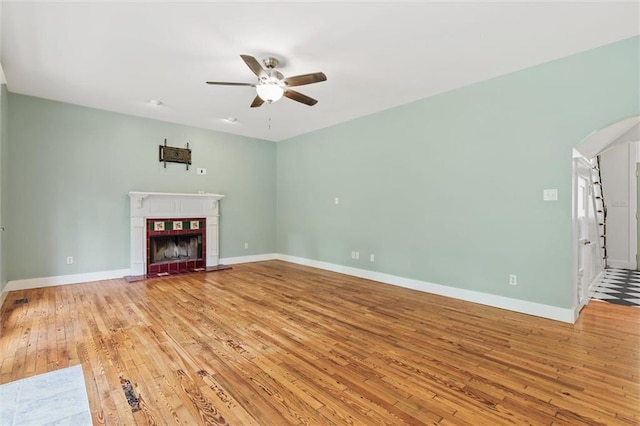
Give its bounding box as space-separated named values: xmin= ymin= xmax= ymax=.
xmin=351 ymin=251 xmax=356 ymax=259
xmin=509 ymin=274 xmax=517 ymax=285
xmin=355 ymin=251 xmax=360 ymax=260
xmin=244 ymin=243 xmax=249 ymax=249
xmin=66 ymin=256 xmax=74 ymax=265
xmin=334 ymin=197 xmax=340 ymax=205
xmin=370 ymin=254 xmax=375 ymax=262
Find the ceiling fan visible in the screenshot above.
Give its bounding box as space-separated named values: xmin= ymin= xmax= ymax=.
xmin=206 ymin=55 xmax=327 ymax=108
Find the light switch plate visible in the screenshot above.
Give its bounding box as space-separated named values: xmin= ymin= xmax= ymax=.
xmin=197 ymin=168 xmax=207 ymax=176
xmin=543 ymin=189 xmax=558 ymax=201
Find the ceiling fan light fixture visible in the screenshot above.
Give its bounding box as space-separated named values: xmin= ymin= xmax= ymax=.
xmin=206 ymin=54 xmax=324 ymax=108
xmin=256 ymin=83 xmax=284 ymax=103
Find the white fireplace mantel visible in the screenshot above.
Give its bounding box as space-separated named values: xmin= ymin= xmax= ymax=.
xmin=128 ymin=191 xmax=225 ymax=276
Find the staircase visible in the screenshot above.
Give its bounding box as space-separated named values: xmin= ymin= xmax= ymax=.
xmin=592 ymin=156 xmax=608 ymax=269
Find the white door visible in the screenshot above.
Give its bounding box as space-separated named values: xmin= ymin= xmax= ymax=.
xmin=577 ymin=174 xmax=591 ymax=307
xmin=575 ymin=158 xmax=600 ymax=310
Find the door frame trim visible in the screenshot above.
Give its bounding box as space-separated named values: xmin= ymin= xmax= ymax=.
xmin=629 ymin=143 xmax=638 ymax=270
xmin=572 ymin=152 xmax=601 ymax=312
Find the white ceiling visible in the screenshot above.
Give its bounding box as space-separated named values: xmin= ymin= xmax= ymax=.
xmin=2 ymin=1 xmax=639 ymax=142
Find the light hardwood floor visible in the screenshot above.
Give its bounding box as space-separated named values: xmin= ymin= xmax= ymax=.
xmin=1 ymin=260 xmax=638 ymax=425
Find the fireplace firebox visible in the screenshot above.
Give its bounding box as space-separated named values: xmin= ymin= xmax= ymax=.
xmin=149 ymin=235 xmax=202 ymax=264
xmin=146 ymin=218 xmax=206 ymax=274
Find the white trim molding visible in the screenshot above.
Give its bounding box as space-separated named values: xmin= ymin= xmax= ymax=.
xmin=629 ymin=142 xmax=638 ymax=270
xmin=574 ymin=269 xmax=605 ymax=320
xmin=2 ymin=254 xmax=577 ymax=323
xmin=0 ymin=62 xmax=6 ymax=84
xmin=4 ymin=269 xmax=130 ymax=292
xmin=276 ymin=254 xmax=576 ymax=323
xmin=607 ymin=259 xmax=634 ymax=270
xmin=589 ymin=270 xmax=605 ymax=297
xmin=220 ymin=253 xmax=278 ymax=265
xmin=0 ymin=289 xmax=7 ymax=308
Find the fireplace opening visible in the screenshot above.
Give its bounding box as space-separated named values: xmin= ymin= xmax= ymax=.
xmin=149 ymin=234 xmax=202 ymax=265
xmin=145 ymin=217 xmax=207 ymax=275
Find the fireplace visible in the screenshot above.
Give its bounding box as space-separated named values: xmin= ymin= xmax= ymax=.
xmin=146 ymin=218 xmax=206 ymax=274
xmin=128 ymin=192 xmax=225 ymax=277
xmin=150 ymin=235 xmax=201 ymax=264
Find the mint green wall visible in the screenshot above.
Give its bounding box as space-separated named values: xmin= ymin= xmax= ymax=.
xmin=4 ymin=37 xmax=639 ymax=307
xmin=0 ymin=85 xmax=7 ymax=290
xmin=277 ymin=37 xmax=640 ymax=309
xmin=7 ymin=95 xmax=276 ymax=280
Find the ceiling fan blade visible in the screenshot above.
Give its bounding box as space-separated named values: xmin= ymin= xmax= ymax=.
xmin=240 ymin=54 xmax=266 ymax=78
xmin=283 ymin=72 xmax=327 ymax=87
xmin=284 ymin=89 xmax=318 ymax=106
xmin=250 ymin=95 xmax=264 ymax=108
xmin=206 ymin=81 xmax=255 ymax=87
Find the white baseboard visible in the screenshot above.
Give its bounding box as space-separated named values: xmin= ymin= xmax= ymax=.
xmin=220 ymin=253 xmax=278 ymax=265
xmin=0 ymin=288 xmax=7 ymax=308
xmin=276 ymin=254 xmax=576 ymax=323
xmin=573 ymin=270 xmax=606 ymax=319
xmin=1 ymin=254 xmax=577 ymax=323
xmin=607 ymin=259 xmax=634 ymax=269
xmin=2 ymin=254 xmax=280 ymax=293
xmin=4 ymin=269 xmax=131 ymax=292
xmin=589 ymin=270 xmax=605 ymax=296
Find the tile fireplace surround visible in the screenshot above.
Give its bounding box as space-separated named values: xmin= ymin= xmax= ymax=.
xmin=128 ymin=192 xmax=224 ymax=277
xmin=146 ymin=217 xmax=206 ymax=274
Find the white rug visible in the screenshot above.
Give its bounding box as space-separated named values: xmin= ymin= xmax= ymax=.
xmin=0 ymin=365 xmax=91 ymax=426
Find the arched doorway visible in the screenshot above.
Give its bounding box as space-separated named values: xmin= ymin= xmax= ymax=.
xmin=573 ymin=116 xmax=639 ymax=315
